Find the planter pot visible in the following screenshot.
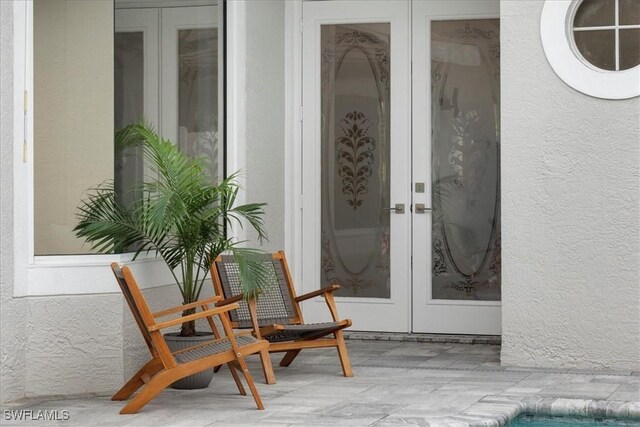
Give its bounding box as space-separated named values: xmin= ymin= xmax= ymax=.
xmin=164 ymin=332 xmax=215 ymax=389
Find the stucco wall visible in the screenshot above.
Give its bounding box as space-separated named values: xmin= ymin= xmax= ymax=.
xmin=25 ymin=295 xmax=124 ymax=397
xmin=1 ymin=1 xmax=28 ymax=404
xmin=500 ymin=0 xmax=640 ymax=370
xmin=244 ymin=0 xmax=285 ymax=252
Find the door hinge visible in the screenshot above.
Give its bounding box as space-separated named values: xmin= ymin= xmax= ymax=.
xmin=23 ymin=90 xmax=28 ymax=163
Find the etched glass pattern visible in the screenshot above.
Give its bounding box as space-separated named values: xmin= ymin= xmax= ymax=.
xmin=431 ymin=19 xmax=501 ymax=301
xmin=320 ymin=24 xmax=391 ymax=298
xmin=178 ymin=28 xmax=220 ymax=180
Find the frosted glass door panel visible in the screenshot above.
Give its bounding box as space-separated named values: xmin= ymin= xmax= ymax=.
xmin=320 ymin=23 xmax=391 ymax=298
xmin=430 ymin=19 xmax=501 ymax=301
xmin=178 ymin=28 xmax=219 ymax=180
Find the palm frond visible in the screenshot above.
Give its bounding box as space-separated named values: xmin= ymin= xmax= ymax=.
xmin=75 ymin=121 xmax=269 ymax=308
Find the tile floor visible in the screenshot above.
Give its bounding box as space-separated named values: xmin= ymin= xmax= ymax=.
xmin=2 ymin=339 xmax=639 ymax=426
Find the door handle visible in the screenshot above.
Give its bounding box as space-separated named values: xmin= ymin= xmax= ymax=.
xmin=414 ymin=203 xmax=432 ymax=214
xmin=386 ymin=203 xmax=405 ymax=214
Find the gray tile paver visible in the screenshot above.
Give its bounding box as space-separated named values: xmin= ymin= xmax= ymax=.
xmin=4 ymin=339 xmax=639 ymax=426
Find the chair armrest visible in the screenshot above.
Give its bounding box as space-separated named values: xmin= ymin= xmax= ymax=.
xmin=148 ymin=303 xmax=239 ymax=332
xmin=152 ymin=296 xmax=222 ymax=318
xmin=215 ymin=294 xmax=245 ymax=306
xmin=294 ymin=284 xmax=340 ymax=302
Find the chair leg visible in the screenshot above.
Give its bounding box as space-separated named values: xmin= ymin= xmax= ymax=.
xmin=335 ymin=330 xmax=353 ymax=377
xmin=260 ymin=349 xmax=277 ymax=384
xmin=112 ymin=359 xmax=162 ymax=401
xmin=279 ymin=349 xmax=301 ymax=367
xmin=227 ymin=362 xmax=246 ymax=395
xmin=236 ymin=357 xmax=264 ymax=410
xmin=120 ymin=370 xmax=176 ymax=414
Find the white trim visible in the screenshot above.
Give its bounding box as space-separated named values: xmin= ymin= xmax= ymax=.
xmin=540 ymin=0 xmax=640 ymax=99
xmin=225 ymin=0 xmax=247 ymax=244
xmin=13 ymin=0 xmax=30 ymax=297
xmin=301 ymin=1 xmax=412 ymax=332
xmin=284 ymin=0 xmax=303 ymax=293
xmin=26 ymin=255 xmax=175 ymax=296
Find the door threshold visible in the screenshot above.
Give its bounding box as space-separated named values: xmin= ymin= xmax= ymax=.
xmin=344 ymin=331 xmax=501 ymax=345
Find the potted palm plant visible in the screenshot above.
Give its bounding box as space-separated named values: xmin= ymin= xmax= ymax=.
xmin=74 ymin=122 xmax=269 ymax=389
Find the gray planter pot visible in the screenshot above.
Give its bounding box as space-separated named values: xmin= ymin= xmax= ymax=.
xmin=164 ymin=332 xmax=215 ymax=389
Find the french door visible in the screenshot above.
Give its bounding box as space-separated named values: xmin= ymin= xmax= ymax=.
xmin=301 ymin=0 xmax=501 ymax=334
xmin=301 ymin=1 xmax=411 ymax=332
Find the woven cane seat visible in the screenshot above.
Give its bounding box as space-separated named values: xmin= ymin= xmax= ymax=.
xmin=173 ymin=335 xmax=258 ymax=364
xmin=264 ymin=322 xmax=344 ymax=343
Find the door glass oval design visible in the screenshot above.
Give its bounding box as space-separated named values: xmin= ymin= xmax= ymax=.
xmin=431 ymin=19 xmax=501 ymax=301
xmin=320 ymin=23 xmax=391 ymax=298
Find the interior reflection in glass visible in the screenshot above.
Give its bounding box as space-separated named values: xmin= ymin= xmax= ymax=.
xmin=431 ymin=19 xmax=501 ymax=301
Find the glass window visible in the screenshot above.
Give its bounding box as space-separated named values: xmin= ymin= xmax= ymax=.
xmin=34 ymin=0 xmax=224 ymax=255
xmin=572 ymin=0 xmax=640 ymax=71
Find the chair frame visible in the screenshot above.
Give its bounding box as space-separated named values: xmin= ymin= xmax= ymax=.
xmin=210 ymin=251 xmax=353 ymax=385
xmin=111 ymin=263 xmax=268 ymax=414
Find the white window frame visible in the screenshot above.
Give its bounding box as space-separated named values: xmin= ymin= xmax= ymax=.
xmin=11 ymin=0 xmax=225 ymax=297
xmin=540 ymin=0 xmax=640 ymax=99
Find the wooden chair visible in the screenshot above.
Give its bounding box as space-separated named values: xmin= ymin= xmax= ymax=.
xmin=210 ymin=251 xmax=353 ymax=385
xmin=110 ymin=263 xmax=268 ymax=414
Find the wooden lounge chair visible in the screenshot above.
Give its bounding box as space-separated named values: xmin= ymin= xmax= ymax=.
xmin=210 ymin=251 xmax=353 ymax=384
xmin=110 ymin=263 xmax=268 ymax=414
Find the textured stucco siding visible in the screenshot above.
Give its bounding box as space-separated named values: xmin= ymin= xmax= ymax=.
xmin=25 ymin=295 xmax=124 ymax=397
xmin=1 ymin=0 xmax=28 ymax=404
xmin=500 ymin=0 xmax=640 ymax=370
xmin=244 ymin=0 xmax=286 ymax=252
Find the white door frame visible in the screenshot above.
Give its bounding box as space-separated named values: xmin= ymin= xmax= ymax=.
xmin=299 ymin=0 xmax=412 ymax=332
xmin=411 ymin=0 xmax=501 ymax=334
xmin=261 ymin=0 xmax=501 ymax=334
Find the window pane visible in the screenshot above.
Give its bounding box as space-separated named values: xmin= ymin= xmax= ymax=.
xmin=619 ymin=29 xmax=640 ymax=70
xmin=178 ymin=28 xmax=220 ymax=180
xmin=430 ymin=19 xmax=501 ymax=301
xmin=320 ymin=23 xmax=391 ymax=298
xmin=34 ymin=0 xmax=114 ymax=255
xmin=574 ymin=0 xmax=616 ymax=27
xmin=114 ymin=32 xmax=144 ymax=215
xmin=620 ymin=0 xmax=640 ymax=25
xmin=573 ymin=30 xmax=616 ymax=70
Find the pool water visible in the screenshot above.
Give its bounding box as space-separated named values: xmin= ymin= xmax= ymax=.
xmin=508 ymin=414 xmax=640 ymax=426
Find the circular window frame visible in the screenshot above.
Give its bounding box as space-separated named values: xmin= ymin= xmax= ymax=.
xmin=540 ymin=0 xmax=640 ymax=99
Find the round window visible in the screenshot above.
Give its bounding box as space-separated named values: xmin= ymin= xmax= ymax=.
xmin=540 ymin=0 xmax=640 ymax=99
xmin=571 ymin=0 xmax=640 ymax=72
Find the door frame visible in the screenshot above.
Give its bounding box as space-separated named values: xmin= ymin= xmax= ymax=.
xmin=280 ymin=0 xmax=501 ymax=334
xmin=299 ymin=0 xmax=412 ymax=332
xmin=411 ymin=0 xmax=501 ymax=334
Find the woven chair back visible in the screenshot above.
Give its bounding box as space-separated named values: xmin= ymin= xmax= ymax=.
xmin=111 ymin=264 xmax=156 ymax=355
xmin=215 ymin=255 xmax=297 ymax=328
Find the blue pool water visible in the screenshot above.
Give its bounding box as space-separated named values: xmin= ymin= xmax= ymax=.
xmin=508 ymin=414 xmax=640 ymax=426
